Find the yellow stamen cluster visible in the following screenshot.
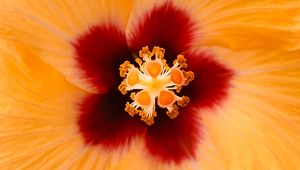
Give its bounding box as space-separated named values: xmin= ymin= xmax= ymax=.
xmin=118 ymin=46 xmax=194 ymax=125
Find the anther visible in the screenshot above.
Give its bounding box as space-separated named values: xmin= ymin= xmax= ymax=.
xmin=177 ymin=96 xmax=190 ymax=107
xmin=167 ymin=105 xmax=179 ymax=119
xmin=119 ymin=61 xmax=132 ymax=78
xmin=152 ymin=46 xmax=165 ymax=59
xmin=183 ymin=71 xmax=195 ymax=86
xmin=139 ymin=46 xmax=152 ymax=60
xmin=135 ymin=58 xmax=143 ymax=65
xmin=118 ymin=81 xmax=127 ymax=95
xmin=174 ymin=54 xmax=188 ymax=68
xmin=125 ymin=102 xmax=139 ymax=117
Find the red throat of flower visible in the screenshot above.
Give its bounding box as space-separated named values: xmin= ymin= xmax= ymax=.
xmin=118 ymin=46 xmax=194 ymax=125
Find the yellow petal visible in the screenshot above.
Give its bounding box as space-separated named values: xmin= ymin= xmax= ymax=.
xmin=197 ymin=48 xmax=300 ymax=169
xmin=184 ymin=0 xmax=300 ymax=51
xmin=0 ymin=39 xmax=156 ymax=170
xmin=0 ymin=0 xmax=134 ymax=93
xmin=0 ymin=39 xmax=88 ymax=169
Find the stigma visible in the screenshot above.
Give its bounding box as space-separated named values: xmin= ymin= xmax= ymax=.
xmin=118 ymin=46 xmax=194 ymax=125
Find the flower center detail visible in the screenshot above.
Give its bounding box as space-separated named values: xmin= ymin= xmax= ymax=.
xmin=118 ymin=46 xmax=194 ymax=125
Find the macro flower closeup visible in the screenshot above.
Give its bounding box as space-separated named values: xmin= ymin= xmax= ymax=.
xmin=0 ymin=0 xmax=300 ymax=169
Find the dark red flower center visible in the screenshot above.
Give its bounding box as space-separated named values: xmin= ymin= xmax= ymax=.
xmin=74 ymin=2 xmax=233 ymax=164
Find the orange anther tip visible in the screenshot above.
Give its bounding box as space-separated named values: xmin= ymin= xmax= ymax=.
xmin=158 ymin=90 xmax=176 ymax=107
xmin=145 ymin=61 xmax=162 ymax=78
xmin=127 ymin=70 xmax=139 ymax=86
xmin=171 ymin=68 xmax=184 ymax=86
xmin=135 ymin=91 xmax=151 ymax=106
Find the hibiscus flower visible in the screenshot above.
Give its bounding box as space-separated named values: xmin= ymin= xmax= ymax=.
xmin=0 ymin=0 xmax=299 ymax=169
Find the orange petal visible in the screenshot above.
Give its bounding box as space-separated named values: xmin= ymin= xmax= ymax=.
xmin=0 ymin=0 xmax=134 ymax=93
xmin=188 ymin=0 xmax=300 ymax=51
xmin=0 ymin=39 xmax=88 ymax=169
xmin=199 ymin=48 xmax=300 ymax=169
